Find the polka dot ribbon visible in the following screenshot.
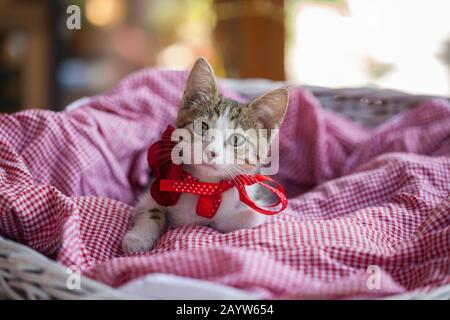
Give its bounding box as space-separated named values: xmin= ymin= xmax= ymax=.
xmin=159 ymin=173 xmax=288 ymax=219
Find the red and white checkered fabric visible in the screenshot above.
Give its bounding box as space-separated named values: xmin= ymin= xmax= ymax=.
xmin=0 ymin=70 xmax=449 ymax=299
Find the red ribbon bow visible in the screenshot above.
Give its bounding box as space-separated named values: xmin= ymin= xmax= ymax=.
xmin=148 ymin=126 xmax=288 ymax=219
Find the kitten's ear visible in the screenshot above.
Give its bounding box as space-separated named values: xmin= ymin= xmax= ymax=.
xmin=182 ymin=57 xmax=218 ymax=108
xmin=248 ymin=88 xmax=289 ymax=130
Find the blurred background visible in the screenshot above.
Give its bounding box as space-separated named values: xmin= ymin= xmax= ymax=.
xmin=0 ymin=0 xmax=449 ymax=113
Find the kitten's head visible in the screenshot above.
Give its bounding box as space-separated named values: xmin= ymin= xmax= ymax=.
xmin=176 ymin=57 xmax=289 ymax=182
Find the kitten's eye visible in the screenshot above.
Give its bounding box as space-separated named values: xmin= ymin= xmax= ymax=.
xmin=194 ymin=121 xmax=209 ymax=136
xmin=228 ymin=133 xmax=246 ymax=147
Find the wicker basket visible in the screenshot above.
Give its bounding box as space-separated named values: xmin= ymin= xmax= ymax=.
xmin=222 ymin=79 xmax=450 ymax=128
xmin=1 ymin=83 xmax=449 ymax=300
xmin=0 ymin=235 xmax=130 ymax=299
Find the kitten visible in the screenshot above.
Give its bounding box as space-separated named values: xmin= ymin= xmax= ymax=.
xmin=122 ymin=57 xmax=289 ymax=253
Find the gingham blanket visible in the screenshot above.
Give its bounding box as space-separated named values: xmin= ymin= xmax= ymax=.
xmin=0 ymin=70 xmax=449 ymax=299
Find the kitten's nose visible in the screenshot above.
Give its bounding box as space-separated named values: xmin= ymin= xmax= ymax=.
xmin=208 ymin=150 xmax=217 ymax=159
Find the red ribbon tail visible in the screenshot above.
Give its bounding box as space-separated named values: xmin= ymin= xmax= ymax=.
xmin=236 ymin=174 xmax=288 ymax=215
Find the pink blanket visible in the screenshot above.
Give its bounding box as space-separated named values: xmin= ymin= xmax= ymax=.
xmin=0 ymin=70 xmax=449 ymax=299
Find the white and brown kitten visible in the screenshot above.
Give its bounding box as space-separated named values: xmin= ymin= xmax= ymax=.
xmin=122 ymin=58 xmax=289 ymax=253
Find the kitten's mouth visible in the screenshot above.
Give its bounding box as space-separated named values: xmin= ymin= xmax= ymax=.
xmin=198 ymin=163 xmax=224 ymax=174
xmin=184 ymin=163 xmax=228 ymax=181
xmin=202 ymin=163 xmax=219 ymax=169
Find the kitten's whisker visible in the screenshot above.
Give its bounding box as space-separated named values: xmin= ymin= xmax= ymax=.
xmin=229 ymin=166 xmax=253 ymax=186
xmin=149 ymin=154 xmax=172 ymax=165
xmin=228 ymin=167 xmax=246 ymax=189
xmin=229 ymin=165 xmax=248 ymax=177
xmin=224 ymin=167 xmax=239 ymax=182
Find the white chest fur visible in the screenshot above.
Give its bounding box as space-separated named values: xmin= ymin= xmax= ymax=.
xmin=167 ymin=184 xmax=265 ymax=232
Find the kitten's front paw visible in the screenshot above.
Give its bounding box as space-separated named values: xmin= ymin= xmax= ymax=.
xmin=121 ymin=232 xmax=155 ymax=253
